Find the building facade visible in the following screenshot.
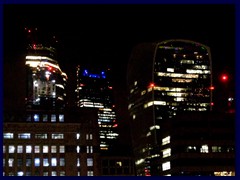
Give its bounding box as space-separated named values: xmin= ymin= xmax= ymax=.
xmin=3 ymin=28 xmax=101 ymax=176
xmin=3 ymin=108 xmax=101 ymax=176
xmin=127 ymin=39 xmax=234 ymax=176
xmin=25 ymin=44 xmax=67 ymax=110
xmin=75 ymin=65 xmax=119 ymax=151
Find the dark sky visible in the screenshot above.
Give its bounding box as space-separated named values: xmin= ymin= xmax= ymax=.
xmin=3 ymin=4 xmax=235 ymax=146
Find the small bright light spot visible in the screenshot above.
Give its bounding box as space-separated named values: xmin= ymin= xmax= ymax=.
xmin=221 ymin=74 xmax=228 ymax=81
xmin=149 ymin=83 xmax=155 ymax=88
xmin=209 ymin=86 xmax=215 ymax=90
xmin=211 ymin=102 xmax=214 ymax=106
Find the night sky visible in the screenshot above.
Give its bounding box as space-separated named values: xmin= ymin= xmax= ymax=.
xmin=3 ymin=4 xmax=235 ymax=147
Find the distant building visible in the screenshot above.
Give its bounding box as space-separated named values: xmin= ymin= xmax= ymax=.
xmin=75 ymin=65 xmax=119 ymax=151
xmin=127 ymin=39 xmax=235 ymax=176
xmin=100 ymin=155 xmax=135 ymax=176
xmin=160 ymin=111 xmax=235 ymax=176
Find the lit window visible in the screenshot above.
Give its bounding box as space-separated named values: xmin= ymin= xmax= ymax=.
xmin=3 ymin=145 xmax=6 ymax=153
xmin=17 ymin=145 xmax=23 ymax=153
xmin=116 ymin=161 xmax=122 ymax=166
xmin=34 ymin=158 xmax=40 ymax=167
xmin=9 ymin=145 xmax=15 ymax=153
xmin=76 ymin=133 xmax=80 ymax=139
xmin=18 ymin=133 xmax=31 ymax=139
xmin=3 ymin=133 xmax=14 ymax=139
xmin=162 ymin=148 xmax=171 ymax=158
xmin=87 ymin=171 xmax=94 ymax=176
xmin=8 ymin=158 xmax=14 ymax=167
xmin=3 ymin=158 xmax=5 ymax=167
xmin=162 ymin=161 xmax=171 ymax=171
xmin=77 ymin=158 xmax=80 ymax=167
xmin=51 ymin=114 xmax=56 ymax=122
xmin=162 ymin=136 xmax=170 ymax=145
xmin=43 ymin=158 xmax=49 ymax=167
xmin=167 ymin=68 xmax=174 ymax=72
xmin=34 ymin=114 xmax=39 ymax=122
xmin=87 ymin=158 xmax=93 ymax=167
xmin=201 ymin=145 xmax=209 ymax=153
xmin=86 ymin=146 xmax=93 ymax=153
xmin=59 ymin=146 xmax=65 ymax=153
xmin=51 ymin=146 xmax=57 ymax=153
xmin=51 ymin=171 xmax=57 ymax=176
xmin=77 ymin=146 xmax=80 ymax=153
xmin=52 ymin=133 xmax=64 ymax=139
xmin=59 ymin=114 xmax=64 ymax=122
xmin=43 ymin=146 xmax=48 ymax=153
xmin=35 ymin=133 xmax=47 ymax=139
xmin=17 ymin=171 xmax=24 ymax=176
xmin=60 ymin=158 xmax=65 ymax=166
xmin=212 ymin=146 xmax=221 ymax=152
xmin=51 ymin=158 xmax=57 ymax=166
xmin=78 ymin=172 xmax=81 ymax=176
xmin=60 ymin=171 xmax=65 ymax=176
xmin=35 ymin=146 xmax=40 ymax=153
xmin=43 ymin=172 xmax=48 ymax=176
xmin=26 ymin=145 xmax=32 ymax=153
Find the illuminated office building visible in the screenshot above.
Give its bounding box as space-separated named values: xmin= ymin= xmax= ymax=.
xmin=3 ymin=28 xmax=101 ymax=176
xmin=75 ymin=65 xmax=119 ymax=151
xmin=127 ymin=39 xmax=221 ymax=175
xmin=25 ymin=44 xmax=67 ymax=110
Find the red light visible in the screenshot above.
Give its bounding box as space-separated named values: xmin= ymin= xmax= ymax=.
xmin=209 ymin=86 xmax=215 ymax=90
xmin=28 ymin=29 xmax=31 ymax=33
xmin=113 ymin=124 xmax=118 ymax=128
xmin=149 ymin=83 xmax=155 ymax=88
xmin=211 ymin=102 xmax=214 ymax=106
xmin=221 ymin=74 xmax=228 ymax=82
xmin=48 ymin=66 xmax=52 ymax=70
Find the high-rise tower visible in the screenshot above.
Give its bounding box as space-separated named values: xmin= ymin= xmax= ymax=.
xmin=75 ymin=65 xmax=119 ymax=151
xmin=25 ymin=44 xmax=67 ymax=110
xmin=127 ymin=39 xmax=214 ymax=175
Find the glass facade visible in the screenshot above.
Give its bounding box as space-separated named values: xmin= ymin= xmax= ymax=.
xmin=25 ymin=44 xmax=67 ymax=110
xmin=75 ymin=66 xmax=119 ymax=151
xmin=127 ymin=39 xmax=213 ymax=176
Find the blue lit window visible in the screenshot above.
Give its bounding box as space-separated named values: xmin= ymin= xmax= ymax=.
xmin=59 ymin=114 xmax=64 ymax=122
xmin=34 ymin=158 xmax=40 ymax=167
xmin=51 ymin=114 xmax=56 ymax=122
xmin=34 ymin=114 xmax=39 ymax=122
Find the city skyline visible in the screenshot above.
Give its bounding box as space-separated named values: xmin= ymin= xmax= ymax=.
xmin=2 ymin=3 xmax=237 ymax=176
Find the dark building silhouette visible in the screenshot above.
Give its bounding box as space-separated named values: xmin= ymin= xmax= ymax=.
xmin=127 ymin=39 xmax=235 ymax=176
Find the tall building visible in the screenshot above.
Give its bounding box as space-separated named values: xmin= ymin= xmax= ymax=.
xmin=127 ymin=39 xmax=234 ymax=176
xmin=3 ymin=28 xmax=101 ymax=176
xmin=25 ymin=43 xmax=67 ymax=110
xmin=75 ymin=65 xmax=119 ymax=151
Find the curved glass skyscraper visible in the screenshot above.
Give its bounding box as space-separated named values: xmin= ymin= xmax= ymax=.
xmin=127 ymin=39 xmax=213 ymax=176
xmin=25 ymin=44 xmax=67 ymax=110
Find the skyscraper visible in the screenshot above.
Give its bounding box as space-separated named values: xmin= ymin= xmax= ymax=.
xmin=127 ymin=39 xmax=215 ymax=175
xmin=75 ymin=65 xmax=119 ymax=151
xmin=3 ymin=28 xmax=101 ymax=176
xmin=25 ymin=43 xmax=67 ymax=110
